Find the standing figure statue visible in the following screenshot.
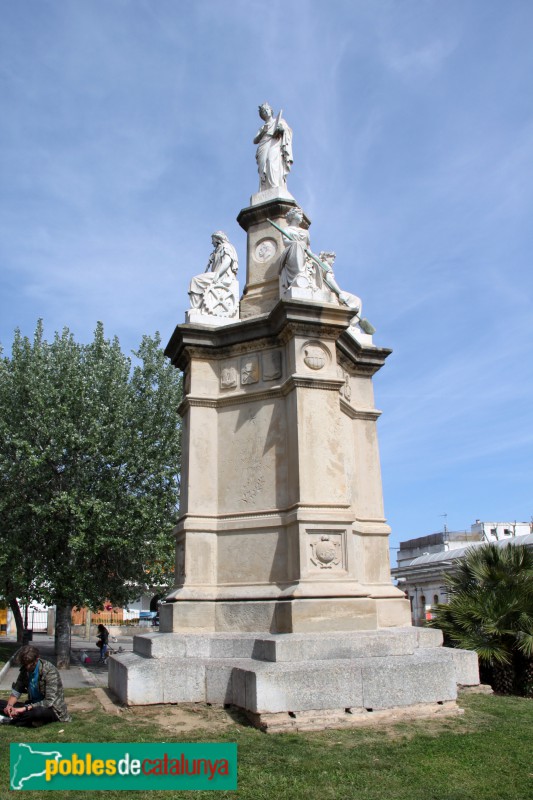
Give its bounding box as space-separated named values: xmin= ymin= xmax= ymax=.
xmin=254 ymin=102 xmax=293 ymax=192
xmin=188 ymin=231 xmax=239 ymax=318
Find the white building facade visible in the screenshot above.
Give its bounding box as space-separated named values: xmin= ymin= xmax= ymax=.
xmin=392 ymin=521 xmax=533 ymax=626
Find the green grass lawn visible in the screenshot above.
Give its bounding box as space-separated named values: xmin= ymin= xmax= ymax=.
xmin=0 ymin=691 xmax=531 ymax=799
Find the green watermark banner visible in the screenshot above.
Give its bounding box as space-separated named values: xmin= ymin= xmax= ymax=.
xmin=10 ymin=742 xmax=237 ymax=791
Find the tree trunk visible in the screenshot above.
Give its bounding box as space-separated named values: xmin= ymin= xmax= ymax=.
xmin=9 ymin=598 xmax=24 ymax=644
xmin=55 ymin=603 xmax=72 ymax=670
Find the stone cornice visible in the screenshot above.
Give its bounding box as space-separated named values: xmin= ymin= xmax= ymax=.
xmin=165 ymin=299 xmax=387 ymax=374
xmin=236 ymin=199 xmax=311 ymax=231
xmin=283 ymin=375 xmax=345 ymax=393
xmin=165 ymin=300 xmax=360 ymax=369
xmin=339 ymin=397 xmax=382 ymax=420
xmin=337 ymin=329 xmax=392 ymax=376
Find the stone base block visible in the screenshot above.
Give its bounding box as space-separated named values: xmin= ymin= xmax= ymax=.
xmin=131 ymin=628 xmax=427 ymax=663
xmin=109 ymin=654 xmax=205 ymax=706
xmin=255 ymin=628 xmax=419 ymax=662
xmin=416 ymin=627 xmax=444 ymax=648
xmin=231 ymin=659 xmax=364 ymax=714
xmin=232 ymin=649 xmax=457 ymax=714
xmin=360 ymin=650 xmax=457 ymax=710
xmin=374 ymin=597 xmax=412 ymax=628
xmin=184 ymin=310 xmax=239 ymax=327
xmin=160 ymin=597 xmax=383 ymax=633
xmin=449 ymin=648 xmax=480 ymax=686
xmin=247 ymin=700 xmax=461 ymax=733
xmin=107 ymin=627 xmax=477 ymax=730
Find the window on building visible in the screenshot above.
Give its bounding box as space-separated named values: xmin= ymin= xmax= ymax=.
xmin=490 ymin=528 xmax=497 ymax=537
xmin=433 ymin=594 xmax=439 ymax=605
xmin=504 ymin=528 xmax=511 ymax=536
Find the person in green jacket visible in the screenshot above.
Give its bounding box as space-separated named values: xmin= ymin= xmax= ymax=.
xmin=0 ymin=644 xmax=70 ymax=726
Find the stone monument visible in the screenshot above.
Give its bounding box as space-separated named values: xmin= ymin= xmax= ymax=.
xmin=109 ymin=105 xmax=479 ymax=731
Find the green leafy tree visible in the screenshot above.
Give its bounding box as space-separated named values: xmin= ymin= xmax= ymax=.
xmin=0 ymin=321 xmax=182 ymax=667
xmin=431 ymin=543 xmax=533 ymax=696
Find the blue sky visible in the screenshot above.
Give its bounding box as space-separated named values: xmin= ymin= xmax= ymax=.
xmin=1 ymin=0 xmax=532 ymax=555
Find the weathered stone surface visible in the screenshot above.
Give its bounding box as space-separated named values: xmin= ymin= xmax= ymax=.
xmin=257 ymin=629 xmax=417 ymax=662
xmin=159 ymin=600 xmax=216 ymax=633
xmin=109 ymin=653 xmax=164 ymax=705
xmin=109 ymin=653 xmax=206 ymax=705
xmin=449 ymin=648 xmax=480 ymax=686
xmin=233 ymin=660 xmax=364 ymax=714
xmin=374 ymin=597 xmax=412 ymax=628
xmin=109 ymin=629 xmax=478 ymax=724
xmin=361 ymin=650 xmax=457 ymax=709
xmin=133 ymin=632 xmax=188 ymax=659
xmin=416 ymin=627 xmax=444 ymax=648
xmin=133 ymin=631 xmax=265 ymax=660
xmin=248 ymin=700 xmax=461 ymax=732
xmin=205 ymin=659 xmax=253 ymax=704
xmin=163 ymin=659 xmax=206 ymax=704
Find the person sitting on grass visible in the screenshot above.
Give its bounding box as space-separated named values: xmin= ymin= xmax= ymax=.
xmin=0 ymin=644 xmax=70 ymax=727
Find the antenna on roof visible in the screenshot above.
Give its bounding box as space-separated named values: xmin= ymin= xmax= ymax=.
xmin=439 ymin=513 xmax=448 ymax=541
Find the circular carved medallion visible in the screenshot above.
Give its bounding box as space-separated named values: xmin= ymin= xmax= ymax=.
xmin=303 ymin=342 xmax=329 ymax=370
xmin=255 ymin=238 xmax=277 ymax=263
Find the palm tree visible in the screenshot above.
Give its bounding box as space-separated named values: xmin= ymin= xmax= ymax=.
xmin=431 ymin=543 xmax=533 ymax=696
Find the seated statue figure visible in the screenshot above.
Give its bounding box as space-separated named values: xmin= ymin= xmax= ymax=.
xmin=274 ymin=210 xmax=359 ymax=303
xmin=317 ymin=251 xmax=361 ymax=312
xmin=188 ymin=231 xmax=239 ymax=319
xmin=276 ymin=207 xmax=314 ymax=292
xmin=318 ymin=251 xmax=375 ymax=338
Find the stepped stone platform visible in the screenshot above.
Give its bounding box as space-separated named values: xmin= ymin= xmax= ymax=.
xmin=109 ymin=627 xmax=479 ymax=731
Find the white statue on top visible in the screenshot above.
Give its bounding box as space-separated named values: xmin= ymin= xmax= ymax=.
xmin=269 ymin=209 xmax=376 ymax=342
xmin=254 ymin=102 xmax=293 ymax=192
xmin=186 ymin=231 xmax=239 ymax=324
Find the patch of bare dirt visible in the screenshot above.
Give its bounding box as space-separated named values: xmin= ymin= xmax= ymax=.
xmin=66 ymin=694 xmax=97 ymax=713
xmin=122 ymin=702 xmax=243 ymax=734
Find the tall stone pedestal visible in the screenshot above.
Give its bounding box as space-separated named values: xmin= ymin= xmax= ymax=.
xmin=160 ymin=292 xmax=410 ymax=634
xmin=109 ymin=185 xmax=480 ymax=725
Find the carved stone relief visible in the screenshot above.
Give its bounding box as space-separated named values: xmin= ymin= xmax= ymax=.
xmin=309 ymin=532 xmax=344 ymax=570
xmin=241 ymin=355 xmax=259 ymax=385
xmin=255 ymin=238 xmax=277 ymax=263
xmin=220 ymin=364 xmax=238 ymax=390
xmin=240 ymin=407 xmax=266 ymax=505
xmin=176 ymin=540 xmax=185 ymax=583
xmin=339 ymin=369 xmax=352 ymax=401
xmin=262 ymin=350 xmax=282 ymax=381
xmin=302 ymin=341 xmax=329 ymax=371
